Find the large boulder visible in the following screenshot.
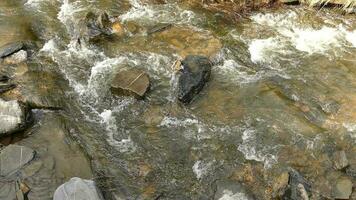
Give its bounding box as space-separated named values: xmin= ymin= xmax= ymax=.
xmin=177 ymin=55 xmax=212 ymax=104
xmin=111 ymin=68 xmax=150 ymax=99
xmin=0 ymin=145 xmax=35 ymax=176
xmin=0 ymin=98 xmax=31 ymax=137
xmin=53 ymin=177 xmax=104 ymax=200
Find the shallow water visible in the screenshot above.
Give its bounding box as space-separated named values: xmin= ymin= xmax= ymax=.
xmin=0 ymin=0 xmax=355 ymax=199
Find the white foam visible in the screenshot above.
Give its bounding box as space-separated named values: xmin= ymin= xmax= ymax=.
xmin=160 ymin=117 xmax=199 ymax=127
xmin=250 ymin=11 xmax=356 ymax=55
xmin=40 ymin=39 xmax=59 ymax=53
xmin=192 ymin=160 xmax=214 ymax=180
xmin=219 ymin=190 xmax=249 ymax=200
xmin=345 ymin=30 xmax=356 ymax=47
xmin=120 ymin=0 xmax=197 ymax=25
xmin=238 ymin=128 xmax=277 ymax=168
xmin=57 ymin=0 xmax=85 ymax=35
xmin=248 ymin=38 xmax=281 ymax=63
xmin=288 ymin=27 xmax=343 ymax=54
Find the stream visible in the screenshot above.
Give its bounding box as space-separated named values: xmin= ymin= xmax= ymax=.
xmin=0 ymin=0 xmax=355 ymax=199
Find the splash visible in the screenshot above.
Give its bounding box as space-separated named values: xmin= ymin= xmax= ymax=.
xmin=250 ymin=11 xmax=356 ymax=55
xmin=192 ymin=160 xmax=215 ymax=180
xmin=238 ymin=128 xmax=278 ymax=168
xmin=219 ymin=190 xmax=249 ymax=200
xmin=120 ymin=0 xmax=198 ymax=25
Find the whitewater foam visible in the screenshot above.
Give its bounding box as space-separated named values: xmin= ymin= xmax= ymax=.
xmin=250 ymin=11 xmax=356 ymax=56
xmin=192 ymin=160 xmax=214 ymax=180
xmin=219 ymin=190 xmax=249 ymax=200
xmin=238 ymin=128 xmax=277 ymax=168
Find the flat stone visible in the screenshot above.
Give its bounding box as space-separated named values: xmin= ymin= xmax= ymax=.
xmin=0 ymin=99 xmax=30 ymax=137
xmin=0 ymin=145 xmax=35 ymax=176
xmin=332 ymin=151 xmax=349 ymax=170
xmin=333 ymin=177 xmax=352 ymax=199
xmin=53 ymin=177 xmax=104 ymax=200
xmin=0 ymin=181 xmax=16 ymax=200
xmin=111 ymin=68 xmax=150 ymax=99
xmin=0 ymin=42 xmax=24 ymax=58
xmin=147 ymin=23 xmax=172 ymax=35
xmin=177 ymin=55 xmax=212 ymax=104
xmin=3 ymin=50 xmax=28 ymax=65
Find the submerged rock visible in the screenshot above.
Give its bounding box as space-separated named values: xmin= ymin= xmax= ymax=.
xmin=0 ymin=83 xmax=16 ymax=94
xmin=332 ymin=150 xmax=349 ymax=170
xmin=147 ymin=23 xmax=172 ymax=35
xmin=53 ymin=177 xmax=104 ymax=200
xmin=282 ymin=169 xmax=311 ymax=200
xmin=332 ymin=176 xmax=352 ymax=199
xmin=0 ymin=145 xmax=35 ymax=176
xmin=177 ymin=55 xmax=212 ymax=104
xmin=0 ymin=98 xmax=31 ymax=137
xmin=111 ymin=68 xmax=150 ymax=99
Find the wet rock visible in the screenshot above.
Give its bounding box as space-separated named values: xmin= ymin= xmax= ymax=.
xmin=0 ymin=181 xmax=16 ymax=200
xmin=280 ymin=0 xmax=299 ymax=4
xmin=282 ymin=169 xmax=311 ymax=200
xmin=153 ymin=26 xmax=222 ymax=58
xmin=3 ymin=50 xmax=28 ymax=65
xmin=0 ymin=74 xmax=10 ymax=82
xmin=0 ymin=83 xmax=16 ymax=94
xmin=111 ymin=68 xmax=150 ymax=99
xmin=82 ymin=11 xmax=113 ymax=41
xmin=0 ymin=145 xmax=35 ymax=176
xmin=0 ymin=41 xmax=24 ymax=58
xmin=147 ymin=23 xmax=172 ymax=35
xmin=332 ymin=176 xmax=352 ymax=199
xmin=332 ymin=151 xmax=349 ymax=170
xmin=53 ymin=177 xmax=104 ymax=200
xmin=0 ymin=99 xmax=31 ymax=137
xmin=272 ymin=172 xmax=289 ymax=197
xmin=112 ymin=21 xmax=125 ymax=37
xmin=177 ymin=55 xmax=212 ymax=104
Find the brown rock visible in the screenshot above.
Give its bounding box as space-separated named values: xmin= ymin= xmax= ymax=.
xmin=111 ymin=68 xmax=150 ymax=99
xmin=112 ymin=21 xmax=125 ymax=37
xmin=332 ymin=151 xmax=349 ymax=170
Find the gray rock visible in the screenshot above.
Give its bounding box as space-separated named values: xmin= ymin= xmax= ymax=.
xmin=332 ymin=151 xmax=349 ymax=170
xmin=177 ymin=55 xmax=212 ymax=104
xmin=0 ymin=99 xmax=31 ymax=136
xmin=147 ymin=23 xmax=172 ymax=35
xmin=282 ymin=169 xmax=311 ymax=200
xmin=111 ymin=68 xmax=150 ymax=99
xmin=0 ymin=75 xmax=10 ymax=82
xmin=82 ymin=11 xmax=112 ymax=41
xmin=0 ymin=42 xmax=24 ymax=58
xmin=0 ymin=84 xmax=16 ymax=94
xmin=3 ymin=50 xmax=28 ymax=65
xmin=333 ymin=177 xmax=352 ymax=199
xmin=53 ymin=177 xmax=104 ymax=200
xmin=0 ymin=145 xmax=35 ymax=176
xmin=0 ymin=181 xmax=16 ymax=200
xmin=280 ymin=0 xmax=299 ymax=4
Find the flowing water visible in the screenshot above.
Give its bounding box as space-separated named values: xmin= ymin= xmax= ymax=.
xmin=0 ymin=0 xmax=355 ymax=199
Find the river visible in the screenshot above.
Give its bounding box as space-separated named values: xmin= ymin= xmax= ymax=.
xmin=0 ymin=0 xmax=355 ymax=199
